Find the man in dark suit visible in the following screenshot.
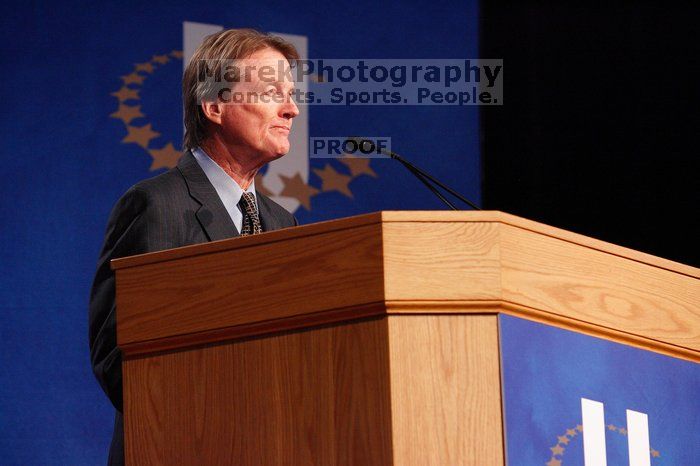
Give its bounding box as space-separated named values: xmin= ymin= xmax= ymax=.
xmin=89 ymin=29 xmax=300 ymax=465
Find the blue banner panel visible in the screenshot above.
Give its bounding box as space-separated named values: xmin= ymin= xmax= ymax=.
xmin=0 ymin=0 xmax=480 ymax=464
xmin=499 ymin=315 xmax=700 ymax=466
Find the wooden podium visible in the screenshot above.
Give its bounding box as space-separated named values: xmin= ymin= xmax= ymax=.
xmin=113 ymin=211 xmax=699 ymax=465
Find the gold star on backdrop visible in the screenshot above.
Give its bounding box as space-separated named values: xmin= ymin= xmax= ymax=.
xmin=279 ymin=173 xmax=319 ymax=210
xmin=550 ymin=445 xmax=564 ymax=456
xmin=152 ymin=54 xmax=170 ymax=64
xmin=110 ymin=104 xmax=144 ymax=124
xmin=121 ymin=72 xmax=146 ymax=85
xmin=339 ymin=155 xmax=378 ymax=178
xmin=545 ymin=423 xmax=660 ymax=465
xmin=135 ymin=62 xmax=155 ymax=73
xmin=313 ymin=164 xmax=353 ymax=198
xmin=111 ymin=51 xmax=188 ymax=172
xmin=122 ymin=124 xmax=160 ymax=148
xmin=111 ymin=87 xmax=140 ymax=102
xmin=148 ymin=143 xmax=182 ymax=170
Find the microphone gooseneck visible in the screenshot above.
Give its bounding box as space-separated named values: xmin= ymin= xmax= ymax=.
xmin=346 ymin=137 xmax=480 ymax=210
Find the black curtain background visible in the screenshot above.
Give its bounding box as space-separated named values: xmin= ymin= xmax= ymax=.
xmin=480 ymin=3 xmax=698 ymax=266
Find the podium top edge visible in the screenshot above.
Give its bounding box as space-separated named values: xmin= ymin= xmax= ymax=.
xmin=111 ymin=210 xmax=699 ymax=278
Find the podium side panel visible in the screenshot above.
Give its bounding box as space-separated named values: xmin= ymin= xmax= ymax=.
xmin=123 ymin=316 xmax=394 ymax=466
xmin=387 ymin=314 xmax=504 ymax=466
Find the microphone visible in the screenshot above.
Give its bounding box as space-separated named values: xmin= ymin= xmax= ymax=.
xmin=345 ymin=137 xmax=481 ymax=210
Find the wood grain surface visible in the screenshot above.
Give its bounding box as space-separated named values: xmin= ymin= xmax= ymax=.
xmin=378 ymin=211 xmax=698 ymax=278
xmin=499 ymin=223 xmax=700 ymax=353
xmin=124 ymin=313 xmax=505 ymax=466
xmin=387 ymin=314 xmax=504 ymax=466
xmin=124 ymin=317 xmax=394 ymax=465
xmin=116 ymin=222 xmax=384 ymax=346
xmin=382 ymin=221 xmax=502 ymax=301
xmin=116 ymin=211 xmax=700 ymax=360
xmin=379 ymin=216 xmax=699 ymax=358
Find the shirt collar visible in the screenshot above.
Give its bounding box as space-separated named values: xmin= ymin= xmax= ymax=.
xmin=191 ymin=146 xmax=257 ymax=207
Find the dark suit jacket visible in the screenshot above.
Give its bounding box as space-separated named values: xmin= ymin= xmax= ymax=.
xmin=89 ymin=150 xmax=297 ymax=465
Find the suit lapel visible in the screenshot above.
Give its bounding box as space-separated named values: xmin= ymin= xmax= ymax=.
xmin=256 ymin=193 xmax=282 ymax=232
xmin=177 ymin=150 xmax=240 ymax=241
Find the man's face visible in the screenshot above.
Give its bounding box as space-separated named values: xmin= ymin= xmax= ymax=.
xmin=216 ymin=47 xmax=299 ymax=165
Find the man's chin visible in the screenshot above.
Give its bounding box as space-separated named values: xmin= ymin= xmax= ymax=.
xmin=273 ymin=144 xmax=291 ymax=158
xmin=262 ymin=148 xmax=289 ymax=164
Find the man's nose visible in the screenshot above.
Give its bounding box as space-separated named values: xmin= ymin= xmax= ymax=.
xmin=281 ymin=96 xmax=299 ymax=119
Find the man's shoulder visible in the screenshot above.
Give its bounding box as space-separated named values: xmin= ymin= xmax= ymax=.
xmin=130 ymin=166 xmax=187 ymax=198
xmin=110 ymin=166 xmax=192 ymax=222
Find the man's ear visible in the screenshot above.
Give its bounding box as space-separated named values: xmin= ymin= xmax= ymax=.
xmin=201 ymin=101 xmax=223 ymax=125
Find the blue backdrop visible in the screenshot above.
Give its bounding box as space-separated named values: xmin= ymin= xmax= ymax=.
xmin=0 ymin=0 xmax=480 ymax=463
xmin=500 ymin=315 xmax=700 ymax=466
